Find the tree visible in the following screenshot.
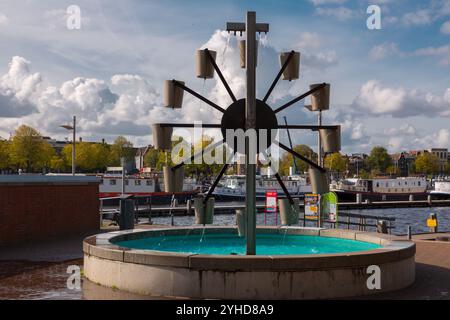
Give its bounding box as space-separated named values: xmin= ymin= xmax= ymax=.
xmin=109 ymin=136 xmax=134 ymax=165
xmin=414 ymin=153 xmax=439 ymax=176
xmin=386 ymin=165 xmax=400 ymax=176
xmin=50 ymin=156 xmax=65 ymax=172
xmin=279 ymin=145 xmax=317 ymax=176
xmin=0 ymin=140 xmax=11 ymax=169
xmin=9 ymin=125 xmax=54 ymax=172
xmin=366 ymin=146 xmax=392 ymax=174
xmin=324 ymin=152 xmax=348 ymax=173
xmin=144 ymin=147 xmax=163 ymax=169
xmin=90 ymin=143 xmax=111 ymax=171
xmin=62 ymin=142 xmax=111 ymax=172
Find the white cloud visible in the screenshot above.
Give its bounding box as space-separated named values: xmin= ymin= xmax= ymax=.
xmin=308 ymin=0 xmax=347 ymax=5
xmin=441 ymin=21 xmax=450 ymax=34
xmin=0 ymin=13 xmax=9 ymax=26
xmin=414 ymin=44 xmax=450 ymax=66
xmin=315 ymin=7 xmax=356 ymax=21
xmin=352 ymin=80 xmax=450 ymax=118
xmin=296 ymin=32 xmax=322 ymax=50
xmin=369 ymin=42 xmax=400 ymax=61
xmin=401 ymin=10 xmax=432 ymax=26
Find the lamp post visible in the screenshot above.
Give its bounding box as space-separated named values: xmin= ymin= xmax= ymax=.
xmin=60 ymin=115 xmax=76 ymax=176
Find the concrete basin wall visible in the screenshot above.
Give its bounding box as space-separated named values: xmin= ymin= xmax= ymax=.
xmin=83 ymin=227 xmax=415 ymax=299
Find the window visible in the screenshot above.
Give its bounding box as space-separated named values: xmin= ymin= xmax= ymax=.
xmin=125 ymin=179 xmax=129 ymax=186
xmin=376 ymin=182 xmax=379 ymax=187
xmin=110 ymin=179 xmax=116 ymax=185
xmin=146 ymin=180 xmax=152 ymax=186
xmin=418 ymin=181 xmax=421 ymax=186
xmin=135 ymin=180 xmax=141 ymax=186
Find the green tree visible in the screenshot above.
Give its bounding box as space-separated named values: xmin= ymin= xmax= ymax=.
xmin=90 ymin=143 xmax=111 ymax=171
xmin=0 ymin=140 xmax=11 ymax=169
xmin=109 ymin=136 xmax=134 ymax=165
xmin=414 ymin=153 xmax=439 ymax=176
xmin=144 ymin=147 xmax=163 ymax=168
xmin=50 ymin=156 xmax=65 ymax=172
xmin=324 ymin=152 xmax=348 ymax=173
xmin=366 ymin=146 xmax=392 ymax=174
xmin=9 ymin=125 xmax=54 ymax=172
xmin=279 ymin=145 xmax=317 ymax=176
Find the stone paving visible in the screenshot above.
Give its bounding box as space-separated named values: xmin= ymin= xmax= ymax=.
xmin=0 ymin=228 xmax=448 ymax=300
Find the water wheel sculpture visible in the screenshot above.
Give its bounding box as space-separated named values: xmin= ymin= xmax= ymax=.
xmin=152 ymin=11 xmax=341 ymax=254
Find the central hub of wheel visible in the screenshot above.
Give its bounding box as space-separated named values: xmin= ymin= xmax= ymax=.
xmin=221 ymin=98 xmax=278 ymax=152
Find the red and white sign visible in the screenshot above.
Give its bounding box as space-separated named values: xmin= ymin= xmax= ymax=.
xmin=265 ymin=191 xmax=278 ymax=212
xmin=265 ymin=190 xmax=278 ymax=225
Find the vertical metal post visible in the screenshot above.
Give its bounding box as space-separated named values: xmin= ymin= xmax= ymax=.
xmin=121 ymin=157 xmax=125 ymax=196
xmin=245 ymin=11 xmax=257 ymax=255
xmin=318 ymin=111 xmax=322 ymax=167
xmin=72 ymin=115 xmax=76 ymax=176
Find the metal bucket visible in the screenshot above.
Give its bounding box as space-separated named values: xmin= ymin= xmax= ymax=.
xmin=163 ymin=80 xmax=184 ymax=108
xmin=319 ymin=127 xmax=341 ymax=153
xmin=310 ymin=83 xmax=330 ymax=111
xmin=196 ymin=49 xmax=217 ymax=79
xmin=236 ymin=209 xmax=246 ymax=237
xmin=309 ymin=168 xmax=329 ymax=194
xmin=239 ymin=40 xmax=258 ymax=68
xmin=194 ymin=196 xmax=215 ymax=225
xmin=278 ymin=198 xmax=300 ymax=226
xmin=152 ymin=124 xmax=173 ymax=150
xmin=280 ymin=51 xmax=300 ymax=81
xmin=163 ymin=166 xmax=185 ymax=193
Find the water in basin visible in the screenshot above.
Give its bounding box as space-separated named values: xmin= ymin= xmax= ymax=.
xmin=113 ymin=233 xmax=381 ymax=255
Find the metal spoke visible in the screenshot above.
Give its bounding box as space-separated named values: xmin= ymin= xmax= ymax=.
xmin=274 ymin=173 xmax=294 ymax=205
xmin=278 ymin=124 xmax=339 ymax=131
xmin=263 ymin=50 xmax=295 ymax=103
xmin=203 ymin=163 xmax=230 ymax=204
xmin=205 ymin=49 xmax=237 ymax=102
xmin=274 ymin=82 xmax=327 ymax=114
xmin=172 ymin=80 xmax=226 ymax=113
xmin=158 ymin=123 xmax=221 ymax=128
xmin=276 ymin=141 xmax=326 ymax=173
xmin=172 ymin=139 xmax=224 ymax=171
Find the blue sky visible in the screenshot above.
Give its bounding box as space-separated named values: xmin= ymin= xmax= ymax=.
xmin=0 ymin=0 xmax=449 ymax=154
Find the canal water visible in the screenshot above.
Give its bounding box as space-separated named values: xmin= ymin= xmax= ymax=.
xmin=147 ymin=205 xmax=450 ymax=235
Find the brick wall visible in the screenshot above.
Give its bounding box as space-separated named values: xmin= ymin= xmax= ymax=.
xmin=0 ymin=177 xmax=100 ymax=246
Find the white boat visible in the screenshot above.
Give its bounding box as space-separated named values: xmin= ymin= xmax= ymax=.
xmin=213 ymin=174 xmax=312 ymax=200
xmin=430 ymin=179 xmax=450 ymax=199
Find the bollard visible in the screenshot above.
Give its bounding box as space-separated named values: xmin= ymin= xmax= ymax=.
xmin=427 ymin=213 xmax=438 ymax=233
xmin=236 ymin=209 xmax=246 ymax=237
xmin=376 ymin=220 xmax=388 ymax=234
xmin=427 ymin=195 xmax=432 ymax=205
xmin=119 ymin=197 xmax=135 ymax=230
xmin=409 ymin=194 xmax=414 ymax=202
xmin=356 ymin=193 xmax=362 ymax=204
xmin=407 ymin=225 xmax=412 ymax=240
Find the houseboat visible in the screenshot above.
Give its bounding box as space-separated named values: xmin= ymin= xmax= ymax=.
xmin=330 ymin=177 xmax=428 ymax=202
xmin=212 ymin=174 xmax=312 ymax=200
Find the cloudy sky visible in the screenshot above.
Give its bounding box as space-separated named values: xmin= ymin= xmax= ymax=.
xmin=0 ymin=0 xmax=449 ymax=154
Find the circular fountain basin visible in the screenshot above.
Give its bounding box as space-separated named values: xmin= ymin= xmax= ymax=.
xmin=83 ymin=227 xmax=415 ymax=299
xmin=114 ymin=233 xmax=381 ymax=255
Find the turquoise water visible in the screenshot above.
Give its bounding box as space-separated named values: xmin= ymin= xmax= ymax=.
xmin=114 ymin=233 xmax=381 ymax=255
